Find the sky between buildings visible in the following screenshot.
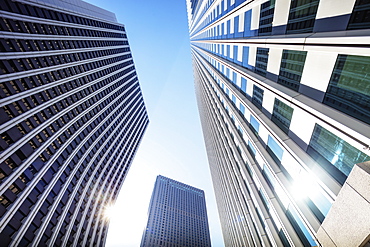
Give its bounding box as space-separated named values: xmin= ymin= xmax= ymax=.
xmin=85 ymin=0 xmax=225 ymax=246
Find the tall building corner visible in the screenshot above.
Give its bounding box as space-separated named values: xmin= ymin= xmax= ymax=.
xmin=0 ymin=0 xmax=149 ymax=245
xmin=186 ymin=0 xmax=370 ymax=246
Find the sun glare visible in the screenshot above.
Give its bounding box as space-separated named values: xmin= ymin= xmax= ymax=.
xmin=103 ymin=204 xmax=116 ymax=221
xmin=291 ymin=171 xmax=318 ymax=200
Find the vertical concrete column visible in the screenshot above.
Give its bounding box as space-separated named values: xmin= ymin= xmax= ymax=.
xmin=316 ymin=161 xmax=370 ymax=247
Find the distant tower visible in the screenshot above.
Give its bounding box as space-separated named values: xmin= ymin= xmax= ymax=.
xmin=141 ymin=175 xmax=211 ymax=247
xmin=0 ymin=0 xmax=148 ymax=246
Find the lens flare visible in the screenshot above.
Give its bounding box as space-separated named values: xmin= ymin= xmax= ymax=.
xmin=291 ymin=171 xmax=317 ymax=200
xmin=103 ymin=204 xmax=116 ymax=221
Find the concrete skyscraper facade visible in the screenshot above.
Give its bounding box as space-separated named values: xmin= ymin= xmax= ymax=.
xmin=0 ymin=0 xmax=148 ymax=246
xmin=186 ymin=0 xmax=370 ymax=246
xmin=141 ymin=175 xmax=211 ymax=247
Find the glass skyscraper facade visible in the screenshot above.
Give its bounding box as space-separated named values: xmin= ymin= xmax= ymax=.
xmin=0 ymin=0 xmax=148 ymax=246
xmin=186 ymin=0 xmax=370 ymax=246
xmin=141 ymin=175 xmax=211 ymax=247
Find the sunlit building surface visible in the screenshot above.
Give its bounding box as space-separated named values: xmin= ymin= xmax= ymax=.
xmin=186 ymin=0 xmax=370 ymax=246
xmin=141 ymin=175 xmax=211 ymax=247
xmin=0 ymin=0 xmax=149 ymax=246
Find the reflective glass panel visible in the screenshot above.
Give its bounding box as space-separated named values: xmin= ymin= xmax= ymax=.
xmin=242 ymin=46 xmax=250 ymax=68
xmin=286 ymin=0 xmax=320 ymax=34
xmin=323 ymin=54 xmax=370 ymax=124
xmin=348 ymin=0 xmax=370 ymax=30
xmin=232 ymin=72 xmax=237 ymax=84
xmin=258 ymin=0 xmax=275 ymax=36
xmin=263 ymin=164 xmax=276 ymax=189
xmin=241 ymin=77 xmax=247 ymax=94
xmin=252 ymin=85 xmax=264 ymax=109
xmin=255 ymin=48 xmax=269 ymax=77
xmin=250 ymin=115 xmax=260 ymax=134
xmin=287 ymin=205 xmax=318 ymax=246
xmin=239 ymin=103 xmax=245 ymax=115
xmin=248 ymin=140 xmax=256 ymax=156
xmin=272 ymin=98 xmax=294 ymax=134
xmin=278 ymin=50 xmax=307 ymax=91
xmin=308 ymin=124 xmax=370 ymax=177
xmin=267 ymin=135 xmax=284 ymax=161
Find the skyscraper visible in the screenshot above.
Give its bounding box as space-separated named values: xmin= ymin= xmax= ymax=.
xmin=141 ymin=175 xmax=211 ymax=247
xmin=0 ymin=0 xmax=148 ymax=246
xmin=186 ymin=0 xmax=370 ymax=246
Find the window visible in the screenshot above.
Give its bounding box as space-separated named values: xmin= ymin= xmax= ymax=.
xmin=258 ymin=0 xmax=275 ymax=36
xmin=0 ymin=195 xmax=11 ymax=207
xmin=239 ymin=103 xmax=245 ymax=115
xmin=278 ymin=50 xmax=307 ymax=91
xmin=271 ymin=98 xmax=294 ymax=134
xmin=348 ymin=0 xmax=370 ymax=30
xmin=255 ymin=48 xmax=269 ymax=77
xmin=231 ymin=94 xmax=236 ymax=105
xmin=250 ymin=115 xmax=260 ymax=135
xmin=262 ymin=164 xmax=276 ymax=189
xmin=286 ymin=0 xmax=320 ymax=34
xmin=259 ymin=189 xmax=270 ymax=209
xmin=306 ymin=188 xmax=332 ymax=223
xmin=243 ymin=10 xmax=253 ymax=37
xmin=267 ymin=135 xmax=284 ymax=164
xmin=307 ymin=124 xmax=370 ymax=184
xmin=242 ymin=46 xmax=249 ymax=68
xmin=233 ymin=46 xmax=238 ymax=63
xmin=237 ymin=125 xmax=243 ymax=136
xmin=227 ymin=20 xmax=231 ymax=38
xmin=286 ymin=205 xmax=318 ymax=247
xmin=232 ymin=72 xmax=237 ymax=84
xmin=252 ymin=85 xmax=264 ymax=109
xmin=240 ymin=77 xmax=247 ymax=94
xmin=323 ymin=54 xmax=370 ymax=125
xmin=248 ymin=140 xmax=256 ymax=157
xmin=234 ymin=15 xmax=241 ymax=37
xmin=225 ymin=67 xmax=230 ymax=78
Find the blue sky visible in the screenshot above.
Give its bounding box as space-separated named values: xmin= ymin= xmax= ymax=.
xmin=86 ymin=0 xmax=225 ymax=246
